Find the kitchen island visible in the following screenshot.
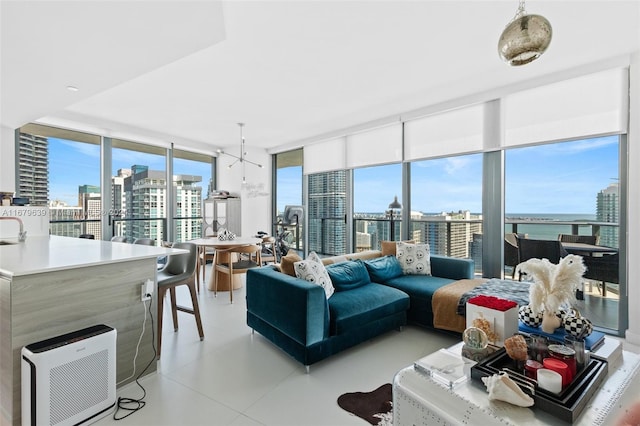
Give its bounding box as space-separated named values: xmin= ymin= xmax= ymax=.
xmin=0 ymin=235 xmax=182 ymax=426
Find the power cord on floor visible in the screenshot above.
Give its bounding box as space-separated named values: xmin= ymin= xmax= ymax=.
xmin=113 ymin=294 xmax=157 ymax=421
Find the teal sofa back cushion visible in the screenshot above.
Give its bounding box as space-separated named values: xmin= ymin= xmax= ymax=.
xmin=326 ymin=260 xmax=371 ymax=291
xmin=364 ymin=255 xmax=403 ymax=282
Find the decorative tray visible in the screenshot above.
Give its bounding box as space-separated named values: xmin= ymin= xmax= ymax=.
xmin=470 ymin=346 xmax=608 ymax=423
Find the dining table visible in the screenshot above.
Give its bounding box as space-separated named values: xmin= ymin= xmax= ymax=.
xmin=189 ymin=236 xmax=262 ymax=292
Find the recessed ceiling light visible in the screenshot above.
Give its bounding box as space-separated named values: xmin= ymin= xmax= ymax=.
xmin=66 ymin=85 xmax=79 ymax=92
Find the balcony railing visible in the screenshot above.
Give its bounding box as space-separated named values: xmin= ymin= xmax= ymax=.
xmin=348 ymin=216 xmax=618 ymax=259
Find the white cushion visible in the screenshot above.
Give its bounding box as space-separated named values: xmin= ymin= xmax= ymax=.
xmin=294 ymin=251 xmax=335 ymax=298
xmin=396 ymin=241 xmax=431 ymax=275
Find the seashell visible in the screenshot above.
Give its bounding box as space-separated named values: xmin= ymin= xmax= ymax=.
xmin=481 ymin=372 xmax=534 ymax=407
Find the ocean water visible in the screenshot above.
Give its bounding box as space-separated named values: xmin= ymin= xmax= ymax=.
xmin=505 ymin=213 xmax=599 ymax=240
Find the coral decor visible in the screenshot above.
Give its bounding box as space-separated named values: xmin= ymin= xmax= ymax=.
xmin=468 ymin=295 xmax=518 ymax=312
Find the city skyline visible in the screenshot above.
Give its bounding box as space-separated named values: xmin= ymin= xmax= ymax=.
xmin=47 ymin=137 xmax=210 ymax=206
xmin=48 ymin=135 xmax=618 ymax=215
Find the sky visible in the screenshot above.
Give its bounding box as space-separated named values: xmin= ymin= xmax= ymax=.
xmin=48 ymin=138 xmax=211 ymax=205
xmin=49 ymin=135 xmax=618 ymax=215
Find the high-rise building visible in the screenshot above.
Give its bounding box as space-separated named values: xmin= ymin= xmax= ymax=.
xmin=18 ymin=133 xmax=48 ymax=206
xmin=124 ymin=166 xmax=166 ymax=242
xmin=123 ymin=165 xmax=202 ymax=242
xmin=112 ymin=169 xmax=131 ymax=237
xmin=79 ymin=184 xmax=102 ymax=239
xmin=596 ymin=182 xmax=619 ymax=248
xmin=49 ymin=200 xmax=83 ymax=237
xmin=307 ymin=171 xmax=346 ymax=255
xmin=174 ymin=174 xmax=203 ymax=242
xmin=411 ymin=210 xmax=482 ymax=257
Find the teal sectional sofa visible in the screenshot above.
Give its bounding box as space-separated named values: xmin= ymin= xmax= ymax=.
xmin=245 ymin=250 xmax=474 ymax=369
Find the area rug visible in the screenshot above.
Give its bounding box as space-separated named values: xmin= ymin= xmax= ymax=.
xmin=337 ymin=383 xmax=393 ymax=425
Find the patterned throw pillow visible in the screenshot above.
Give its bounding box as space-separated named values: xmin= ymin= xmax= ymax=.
xmin=294 ymin=251 xmax=335 ymax=298
xmin=396 ymin=241 xmax=431 ymax=275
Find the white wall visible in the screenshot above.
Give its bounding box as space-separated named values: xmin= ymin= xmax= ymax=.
xmin=216 ymin=147 xmax=272 ymax=238
xmin=0 ymin=125 xmax=15 ymax=193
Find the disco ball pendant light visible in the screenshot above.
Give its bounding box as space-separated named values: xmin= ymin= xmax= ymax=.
xmin=498 ymin=0 xmax=552 ymax=66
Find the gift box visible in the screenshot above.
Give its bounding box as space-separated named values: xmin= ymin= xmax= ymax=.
xmin=466 ymin=295 xmax=519 ymax=347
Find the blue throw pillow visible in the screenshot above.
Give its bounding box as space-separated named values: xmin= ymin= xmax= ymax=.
xmin=364 ymin=255 xmax=404 ymax=282
xmin=326 ymin=260 xmax=371 ymax=291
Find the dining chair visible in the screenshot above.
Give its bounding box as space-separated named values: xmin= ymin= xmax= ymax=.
xmin=214 ymin=244 xmax=262 ymax=303
xmin=133 ymin=237 xmax=155 ymax=246
xmin=156 ymin=242 xmax=204 ymax=358
xmin=197 ymin=246 xmax=216 ymax=293
xmin=260 ymin=236 xmax=277 ymax=265
xmin=110 ymin=235 xmax=127 ymax=243
xmin=79 ymin=234 xmax=95 ymax=239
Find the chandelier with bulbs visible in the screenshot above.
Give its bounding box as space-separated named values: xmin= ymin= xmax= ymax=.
xmin=217 ymin=123 xmax=263 ymax=184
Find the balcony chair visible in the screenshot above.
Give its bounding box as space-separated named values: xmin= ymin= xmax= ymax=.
xmin=517 ymin=238 xmax=569 ymax=281
xmin=156 ymin=242 xmax=204 ymax=358
xmin=582 ymin=252 xmax=619 ymax=297
xmin=214 ymin=244 xmax=262 ymax=303
xmin=110 ymin=236 xmax=127 ymax=243
xmin=558 ymin=234 xmax=599 ymax=245
xmin=504 ymin=234 xmax=520 ymax=279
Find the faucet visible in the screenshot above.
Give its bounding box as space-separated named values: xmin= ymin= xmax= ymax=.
xmin=0 ymin=216 xmax=27 ymax=241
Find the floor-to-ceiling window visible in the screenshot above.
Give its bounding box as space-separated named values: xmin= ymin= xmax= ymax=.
xmin=274 ymin=149 xmax=303 ymax=255
xmin=409 ymin=153 xmax=483 ymax=274
xmin=18 ymin=124 xmax=102 ymax=238
xmin=505 ymin=136 xmax=622 ymax=331
xmin=307 ymin=170 xmax=347 ymax=256
xmin=353 ymin=163 xmax=402 ymax=251
xmin=172 ymin=149 xmax=214 ymax=243
xmin=111 ymin=139 xmax=167 ymax=243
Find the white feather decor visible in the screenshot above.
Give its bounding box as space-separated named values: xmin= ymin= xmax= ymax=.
xmin=515 ymin=254 xmax=586 ymax=315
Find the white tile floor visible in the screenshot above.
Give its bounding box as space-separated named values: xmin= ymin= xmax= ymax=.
xmin=95 ymin=269 xmax=460 ymax=426
xmin=95 ymin=266 xmax=638 ymax=426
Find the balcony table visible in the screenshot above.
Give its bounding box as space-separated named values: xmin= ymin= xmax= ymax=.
xmin=561 ymin=242 xmax=618 ymax=257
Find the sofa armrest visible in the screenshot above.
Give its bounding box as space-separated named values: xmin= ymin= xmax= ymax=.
xmin=430 ymin=255 xmax=475 ymax=280
xmin=246 ymin=266 xmax=329 ymax=346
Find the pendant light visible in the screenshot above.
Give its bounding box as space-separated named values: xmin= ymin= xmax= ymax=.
xmin=217 ymin=123 xmax=263 ymax=184
xmin=498 ymin=0 xmax=552 ymax=66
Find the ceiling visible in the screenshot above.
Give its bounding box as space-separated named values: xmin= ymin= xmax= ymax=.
xmin=2 ymin=1 xmax=639 ymax=155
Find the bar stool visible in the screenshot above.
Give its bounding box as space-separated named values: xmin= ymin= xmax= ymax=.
xmin=156 ymin=242 xmax=204 ymax=358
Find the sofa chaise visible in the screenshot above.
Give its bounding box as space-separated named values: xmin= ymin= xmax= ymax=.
xmin=246 ymin=247 xmax=475 ymax=369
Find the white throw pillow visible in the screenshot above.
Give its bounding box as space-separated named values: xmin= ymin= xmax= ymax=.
xmin=294 ymin=251 xmax=335 ymax=298
xmin=396 ymin=241 xmax=431 ymax=275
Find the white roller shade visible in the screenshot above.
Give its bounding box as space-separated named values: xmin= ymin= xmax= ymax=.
xmin=504 ymin=68 xmax=628 ymax=147
xmin=303 ymin=136 xmax=345 ymax=175
xmin=404 ymin=104 xmax=484 ymax=161
xmin=345 ymin=123 xmax=403 ymax=168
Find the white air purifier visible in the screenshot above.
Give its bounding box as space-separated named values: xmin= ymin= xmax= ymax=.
xmin=21 ymin=324 xmax=117 ymax=426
